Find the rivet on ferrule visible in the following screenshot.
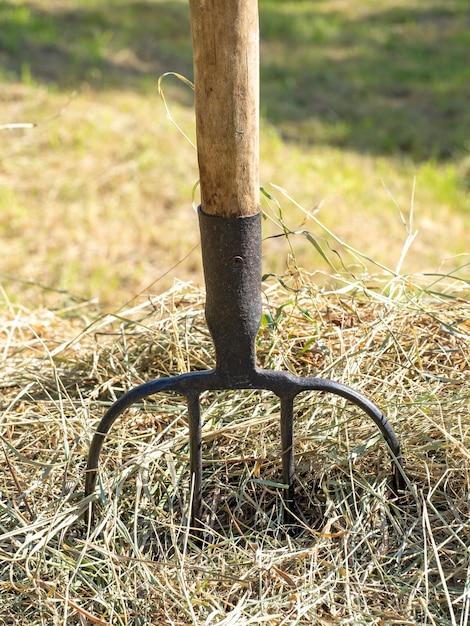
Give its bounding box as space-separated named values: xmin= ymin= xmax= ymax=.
xmin=230 ymin=256 xmax=244 ymax=268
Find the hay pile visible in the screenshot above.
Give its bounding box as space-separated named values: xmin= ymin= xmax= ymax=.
xmin=1 ymin=275 xmax=469 ymax=625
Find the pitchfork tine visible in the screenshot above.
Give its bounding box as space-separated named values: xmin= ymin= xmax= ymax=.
xmin=187 ymin=391 xmax=203 ymax=531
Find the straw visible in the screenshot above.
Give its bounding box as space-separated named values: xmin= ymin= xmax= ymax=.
xmin=1 ymin=274 xmax=469 ymax=624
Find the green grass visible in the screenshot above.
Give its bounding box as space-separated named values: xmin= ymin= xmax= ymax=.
xmin=3 ymin=0 xmax=469 ymax=161
xmin=261 ymin=0 xmax=470 ymax=157
xmin=0 ymin=0 xmax=469 ymax=310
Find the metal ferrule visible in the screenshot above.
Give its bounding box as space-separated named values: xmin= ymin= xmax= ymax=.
xmin=198 ymin=207 xmax=262 ymax=384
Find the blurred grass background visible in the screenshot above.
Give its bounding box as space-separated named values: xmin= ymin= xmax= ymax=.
xmin=0 ymin=0 xmax=469 ymax=310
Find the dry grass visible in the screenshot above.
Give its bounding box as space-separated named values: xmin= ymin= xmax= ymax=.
xmin=1 ymin=269 xmax=469 ymax=625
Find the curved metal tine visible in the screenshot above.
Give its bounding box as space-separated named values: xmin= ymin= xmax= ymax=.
xmin=344 ymin=395 xmax=405 ymax=496
xmin=84 ymin=384 xmax=159 ymax=523
xmin=326 ymin=387 xmax=406 ymax=496
xmin=84 ymin=376 xmax=198 ymax=524
xmin=275 ymin=377 xmax=406 ymax=530
xmin=307 ymin=381 xmax=405 ymax=496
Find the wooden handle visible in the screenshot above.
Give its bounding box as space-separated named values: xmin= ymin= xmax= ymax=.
xmin=189 ymin=0 xmax=259 ymax=217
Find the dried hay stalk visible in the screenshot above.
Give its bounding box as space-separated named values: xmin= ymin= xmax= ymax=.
xmin=1 ymin=275 xmax=469 ymax=624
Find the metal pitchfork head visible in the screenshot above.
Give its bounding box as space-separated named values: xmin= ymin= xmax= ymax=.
xmin=84 ymin=1 xmax=405 ymax=532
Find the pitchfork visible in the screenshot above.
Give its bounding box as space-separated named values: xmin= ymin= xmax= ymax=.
xmin=85 ymin=1 xmax=405 ymax=532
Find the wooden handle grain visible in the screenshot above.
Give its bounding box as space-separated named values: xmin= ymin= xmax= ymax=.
xmin=189 ymin=0 xmax=260 ymax=217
